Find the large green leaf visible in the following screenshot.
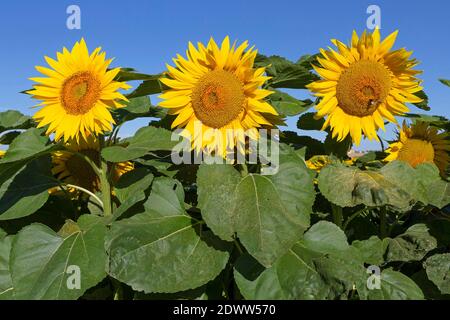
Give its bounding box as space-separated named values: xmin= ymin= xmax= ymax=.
xmin=367 ymin=269 xmax=424 ymax=300
xmin=267 ymin=90 xmax=312 ymax=117
xmin=380 ymin=161 xmax=449 ymax=208
xmin=0 ymin=110 xmax=32 ymax=133
xmin=351 ymin=236 xmax=389 ymax=265
xmin=114 ymin=167 xmax=154 ymax=204
xmin=318 ymin=162 xmax=411 ymax=209
xmin=254 ymin=54 xmax=319 ymax=89
xmin=9 ymin=215 xmax=107 ymax=299
xmin=234 ymin=221 xmax=367 ymax=300
xmin=385 ymin=224 xmax=437 ymax=263
xmin=424 ymin=253 xmax=450 ymax=295
xmin=197 ymin=164 xmax=241 ymax=241
xmin=0 ymin=128 xmax=55 ymax=165
xmin=0 ymin=157 xmax=57 ymax=220
xmin=297 ymin=112 xmax=325 ymax=131
xmin=198 ymin=145 xmax=314 ymax=267
xmin=0 ymin=229 xmax=13 ymax=299
xmin=101 ymin=126 xmax=179 ymax=162
xmin=106 ymin=177 xmax=229 ymax=293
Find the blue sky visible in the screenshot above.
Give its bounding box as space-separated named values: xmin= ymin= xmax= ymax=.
xmin=0 ymin=0 xmax=449 ymax=150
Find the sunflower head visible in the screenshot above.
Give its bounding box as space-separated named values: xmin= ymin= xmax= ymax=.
xmin=158 ymin=36 xmax=278 ymax=159
xmin=28 ymin=38 xmax=131 ymax=142
xmin=385 ymin=121 xmax=450 ymax=177
xmin=307 ymin=29 xmax=423 ymax=145
xmin=52 ymin=135 xmax=133 ymax=194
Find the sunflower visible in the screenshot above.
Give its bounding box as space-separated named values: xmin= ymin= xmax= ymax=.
xmin=158 ymin=36 xmax=278 ymax=158
xmin=385 ymin=121 xmax=450 ymax=177
xmin=28 ymin=38 xmax=131 ymax=142
xmin=306 ymin=155 xmax=355 ymax=173
xmin=0 ymin=150 xmax=5 ymax=158
xmin=307 ymin=29 xmax=423 ymax=145
xmin=52 ymin=136 xmax=133 ymax=193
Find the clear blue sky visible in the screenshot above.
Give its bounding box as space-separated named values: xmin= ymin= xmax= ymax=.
xmin=0 ymin=0 xmax=449 ymax=150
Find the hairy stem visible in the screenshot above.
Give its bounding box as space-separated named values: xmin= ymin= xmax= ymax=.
xmin=99 ymin=136 xmax=112 ymax=217
xmin=331 ymin=204 xmax=343 ymax=228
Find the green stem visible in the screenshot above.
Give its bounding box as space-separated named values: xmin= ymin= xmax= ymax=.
xmin=64 ymin=184 xmax=104 ymax=208
xmin=377 ymin=134 xmax=386 ymax=152
xmin=331 ymin=204 xmax=343 ymax=228
xmin=99 ymin=136 xmax=112 ymax=217
xmin=379 ymin=206 xmax=388 ymax=239
xmin=73 ymin=151 xmax=102 ymax=178
xmin=240 ymin=163 xmax=249 ymax=177
xmin=343 ymin=208 xmax=365 ymax=231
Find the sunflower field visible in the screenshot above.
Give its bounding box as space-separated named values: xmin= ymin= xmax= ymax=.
xmin=0 ymin=30 xmax=449 ymax=301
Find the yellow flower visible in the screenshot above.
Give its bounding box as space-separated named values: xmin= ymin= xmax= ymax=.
xmin=306 ymin=155 xmax=355 ymax=173
xmin=0 ymin=149 xmax=5 ymax=158
xmin=306 ymin=155 xmax=333 ymax=173
xmin=52 ymin=135 xmax=133 ymax=193
xmin=28 ymin=39 xmax=131 ymax=142
xmin=307 ymin=29 xmax=422 ymax=145
xmin=385 ymin=121 xmax=450 ymax=177
xmin=158 ymin=36 xmax=278 ymax=158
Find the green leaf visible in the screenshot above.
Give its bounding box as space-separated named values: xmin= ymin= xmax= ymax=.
xmin=116 ymin=69 xmax=160 ymax=82
xmin=237 ymin=145 xmax=314 ymax=266
xmin=297 ymin=112 xmax=325 ymax=131
xmin=197 ymin=164 xmax=241 ymax=241
xmin=126 ymin=75 xmax=164 ymax=99
xmin=381 ymin=162 xmax=449 ymax=208
xmin=114 ymin=167 xmax=154 ymax=204
xmin=107 ymin=176 xmax=229 ymax=293
xmin=101 ymin=126 xmax=179 ymax=162
xmin=367 ymin=269 xmax=424 ymax=300
xmin=318 ymin=163 xmax=411 ymax=209
xmin=254 ymin=54 xmax=319 ymax=89
xmin=323 ymin=134 xmax=352 ymax=159
xmin=412 ymin=90 xmax=430 ymax=111
xmin=235 ymin=221 xmax=367 ymax=300
xmin=9 ymin=215 xmax=107 ymax=299
xmin=0 ymin=128 xmax=55 ymax=165
xmin=0 ymin=110 xmax=32 ymax=133
xmin=0 ymin=229 xmax=13 ymax=299
xmin=0 ymin=131 xmax=21 ymax=145
xmin=268 ymin=90 xmax=312 ymax=117
xmin=197 ymin=145 xmax=314 ymax=267
xmin=439 ymin=79 xmax=450 ymax=88
xmin=385 ymin=224 xmax=437 ymax=262
xmin=351 ymin=236 xmax=389 ymax=265
xmin=143 ymin=177 xmax=185 ymax=217
xmin=106 ymin=214 xmax=229 ymax=293
xmin=424 ymin=253 xmax=450 ymax=295
xmin=0 ymin=157 xmax=57 ymax=220
xmin=302 ymin=221 xmax=349 ymax=253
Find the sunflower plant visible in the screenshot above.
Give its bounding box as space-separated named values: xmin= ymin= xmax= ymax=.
xmin=0 ymin=32 xmax=449 ymax=301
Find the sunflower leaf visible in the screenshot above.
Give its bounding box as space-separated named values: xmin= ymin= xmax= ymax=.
xmin=106 ymin=179 xmax=230 ymax=293
xmin=0 ymin=110 xmax=32 ymax=133
xmin=101 ymin=126 xmax=180 ymax=162
xmin=197 ymin=144 xmax=315 ymax=267
xmin=0 ymin=156 xmax=58 ymax=220
xmin=424 ymin=253 xmax=450 ymax=295
xmin=9 ymin=215 xmax=107 ymax=299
